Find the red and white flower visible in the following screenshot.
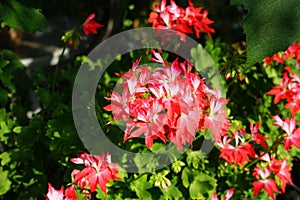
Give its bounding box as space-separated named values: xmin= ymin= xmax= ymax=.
xmin=70 ymin=152 xmax=120 ymax=194
xmin=148 ymin=0 xmax=215 ymax=42
xmin=104 ymin=50 xmax=229 ymax=150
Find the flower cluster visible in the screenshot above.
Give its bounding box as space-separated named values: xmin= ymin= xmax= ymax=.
xmin=216 ymin=121 xmax=296 ymax=199
xmin=45 ymin=152 xmax=120 ymax=200
xmin=238 ymin=46 xmax=300 ymax=199
xmin=252 ymin=154 xmax=294 ymax=199
xmin=70 ymin=152 xmax=120 ymax=195
xmin=216 ymin=122 xmax=267 ymax=166
xmin=266 ymin=66 xmax=300 ymax=117
xmin=214 ymin=115 xmax=297 ymax=199
xmin=104 ymin=50 xmax=229 ymax=150
xmin=264 ymin=42 xmax=300 ymax=67
xmin=148 ymin=0 xmax=215 ymax=42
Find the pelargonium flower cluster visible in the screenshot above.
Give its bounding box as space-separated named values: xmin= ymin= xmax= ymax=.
xmin=104 ymin=50 xmax=229 ymax=150
xmin=267 ymin=66 xmax=300 ymax=116
xmin=264 ymin=42 xmax=300 ymax=67
xmin=216 ymin=121 xmax=295 ymax=199
xmin=45 ymin=152 xmax=120 ymax=200
xmin=252 ymin=154 xmax=294 ymax=200
xmin=216 ymin=122 xmax=267 ymax=166
xmin=148 ymin=0 xmax=215 ymax=42
xmin=265 ymin=60 xmax=300 ymax=170
xmin=70 ymin=152 xmax=120 ymax=195
xmin=238 ymin=49 xmax=300 ymax=199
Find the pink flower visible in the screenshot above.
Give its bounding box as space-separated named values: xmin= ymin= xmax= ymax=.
xmin=204 ymin=89 xmax=230 ymax=143
xmin=252 ymin=166 xmax=281 ymax=199
xmin=46 ymin=183 xmax=77 ymax=200
xmin=71 ymin=152 xmax=120 ymax=194
xmin=212 ymin=188 xmax=234 ymax=200
xmin=273 ymin=115 xmax=300 ymax=150
xmin=46 ymin=183 xmax=64 ymax=200
xmin=83 ymin=13 xmax=104 ymax=35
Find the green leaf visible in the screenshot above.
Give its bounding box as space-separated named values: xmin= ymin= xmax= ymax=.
xmin=0 ymin=109 xmax=7 ymax=123
xmin=0 ymin=60 xmax=9 ymax=69
xmin=231 ymin=0 xmax=300 ymax=66
xmin=130 ymin=174 xmax=153 ymax=200
xmin=13 ymin=126 xmax=22 ymax=134
xmin=150 ymin=143 xmax=166 ymax=152
xmin=0 ymin=152 xmax=11 ymax=166
xmin=134 ymin=153 xmax=157 ymax=172
xmin=189 ymin=173 xmax=217 ymax=200
xmin=0 ymin=74 xmax=15 ymax=91
xmin=0 ymin=167 xmax=11 ymax=195
xmin=0 ymin=0 xmax=48 ymax=32
xmin=181 ymin=167 xmax=199 ymax=188
xmin=186 ymin=150 xmax=202 ymax=169
xmin=160 ymin=184 xmax=183 ymax=200
xmin=0 ymin=121 xmax=11 ymax=143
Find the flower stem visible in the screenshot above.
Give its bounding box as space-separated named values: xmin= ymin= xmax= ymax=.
xmin=244 ymin=132 xmax=283 ymax=169
xmin=51 ymin=46 xmax=67 ymax=93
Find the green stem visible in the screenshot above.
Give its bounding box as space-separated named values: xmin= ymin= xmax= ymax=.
xmin=244 ymin=132 xmax=284 ymax=169
xmin=51 ymin=45 xmax=67 ymax=93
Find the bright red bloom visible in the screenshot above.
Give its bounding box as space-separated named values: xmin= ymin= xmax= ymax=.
xmin=82 ymin=13 xmax=104 ymax=35
xmin=71 ymin=152 xmax=120 ymax=194
xmin=252 ymin=166 xmax=281 ymax=200
xmin=266 ymin=70 xmax=291 ymax=104
xmin=284 ymin=43 xmax=300 ymax=67
xmin=148 ymin=0 xmax=214 ymax=42
xmin=250 ymin=121 xmax=268 ymax=149
xmin=270 ymin=158 xmax=294 ymax=192
xmin=273 ymin=115 xmax=300 ymax=150
xmin=217 ymin=127 xmax=257 ymax=166
xmin=212 ymin=188 xmax=234 ymax=200
xmin=267 ymin=66 xmax=300 ymax=116
xmin=264 ymin=42 xmax=300 ymax=67
xmin=256 ymin=154 xmax=294 ymax=194
xmin=64 ymin=185 xmax=77 ymax=200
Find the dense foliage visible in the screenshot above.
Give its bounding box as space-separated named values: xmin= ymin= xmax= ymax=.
xmin=0 ymin=0 xmax=300 ymax=199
